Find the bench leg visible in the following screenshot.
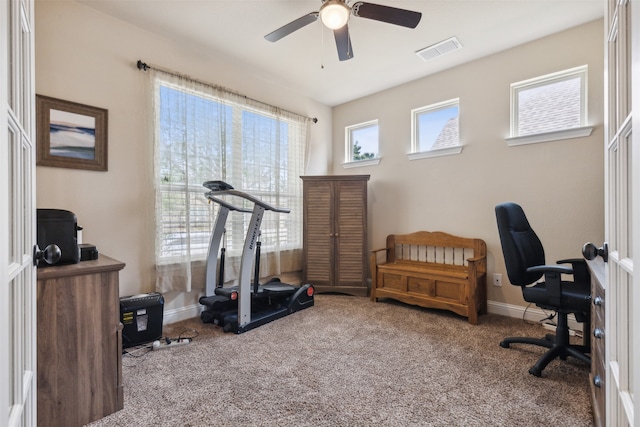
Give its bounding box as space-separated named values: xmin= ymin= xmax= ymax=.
xmin=468 ymin=309 xmax=478 ymax=325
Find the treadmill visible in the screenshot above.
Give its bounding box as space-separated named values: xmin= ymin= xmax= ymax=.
xmin=199 ymin=181 xmax=314 ymax=333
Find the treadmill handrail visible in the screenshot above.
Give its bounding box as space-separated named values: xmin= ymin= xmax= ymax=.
xmin=205 ymin=189 xmax=291 ymax=214
xmin=205 ymin=194 xmax=253 ymax=213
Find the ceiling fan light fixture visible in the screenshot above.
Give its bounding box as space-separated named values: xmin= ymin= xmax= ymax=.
xmin=320 ymin=0 xmax=350 ymax=30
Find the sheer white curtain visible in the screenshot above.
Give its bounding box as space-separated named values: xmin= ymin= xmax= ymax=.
xmin=149 ymin=68 xmax=309 ymax=293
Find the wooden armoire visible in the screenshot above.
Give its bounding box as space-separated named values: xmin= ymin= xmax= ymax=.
xmin=301 ymin=175 xmax=369 ymax=296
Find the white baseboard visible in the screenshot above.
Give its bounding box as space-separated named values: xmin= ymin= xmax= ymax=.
xmin=487 ymin=300 xmax=583 ymax=331
xmin=162 ymin=299 xmax=585 ymax=332
xmin=163 ymin=303 xmax=201 ymax=325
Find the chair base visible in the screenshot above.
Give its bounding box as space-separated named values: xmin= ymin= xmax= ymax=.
xmin=500 ymin=336 xmax=590 ymax=377
xmin=500 ymin=313 xmax=590 ymax=377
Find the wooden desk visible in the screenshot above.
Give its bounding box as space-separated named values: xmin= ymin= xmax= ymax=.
xmin=37 ymin=255 xmax=125 ymax=427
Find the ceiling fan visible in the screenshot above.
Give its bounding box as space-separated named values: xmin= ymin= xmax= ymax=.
xmin=264 ymin=0 xmax=422 ymax=61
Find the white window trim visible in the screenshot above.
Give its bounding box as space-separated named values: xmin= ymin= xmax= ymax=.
xmin=408 ymin=145 xmax=463 ymax=160
xmin=345 ymin=119 xmax=379 ymax=163
xmin=509 ymin=65 xmax=589 ymax=144
xmin=505 ymin=125 xmax=593 ymax=146
xmin=342 ymin=157 xmax=382 ymax=168
xmin=411 ymin=98 xmax=461 ymax=156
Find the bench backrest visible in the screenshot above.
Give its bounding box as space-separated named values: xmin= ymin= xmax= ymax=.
xmin=386 ymin=231 xmax=486 ymax=269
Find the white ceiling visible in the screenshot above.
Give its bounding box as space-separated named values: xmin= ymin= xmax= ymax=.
xmin=78 ymin=0 xmax=604 ymax=106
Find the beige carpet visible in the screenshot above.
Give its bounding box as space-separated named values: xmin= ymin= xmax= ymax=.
xmin=88 ymin=295 xmax=593 ymax=426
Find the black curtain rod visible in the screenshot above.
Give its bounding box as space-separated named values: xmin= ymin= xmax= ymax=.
xmin=136 ymin=60 xmax=318 ymax=124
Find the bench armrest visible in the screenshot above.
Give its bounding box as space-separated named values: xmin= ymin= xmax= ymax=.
xmin=467 ymin=255 xmax=486 ymax=274
xmin=370 ymin=248 xmax=389 ymax=264
xmin=370 ymin=248 xmax=390 ymax=301
xmin=370 ymin=247 xmax=388 ymax=255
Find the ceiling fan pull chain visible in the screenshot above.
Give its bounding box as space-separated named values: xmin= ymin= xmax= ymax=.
xmin=320 ymin=21 xmax=325 ymax=69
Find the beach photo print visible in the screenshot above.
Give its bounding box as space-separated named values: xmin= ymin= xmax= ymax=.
xmin=36 ymin=95 xmax=108 ymax=171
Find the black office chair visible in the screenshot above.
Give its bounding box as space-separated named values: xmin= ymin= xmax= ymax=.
xmin=495 ymin=202 xmax=591 ymax=377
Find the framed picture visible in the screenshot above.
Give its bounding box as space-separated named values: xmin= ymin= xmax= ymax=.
xmin=36 ymin=95 xmax=108 ymax=171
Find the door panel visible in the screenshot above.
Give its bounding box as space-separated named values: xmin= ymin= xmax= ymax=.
xmin=336 ymin=181 xmax=367 ymax=286
xmin=2 ymin=0 xmax=36 ymax=426
xmin=303 ymin=181 xmax=333 ymax=285
xmin=604 ymin=1 xmax=637 ymax=425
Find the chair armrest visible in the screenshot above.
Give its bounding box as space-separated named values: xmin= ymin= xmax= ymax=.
xmin=526 ymin=265 xmax=573 ymax=305
xmin=527 ymin=262 xmax=590 ymax=307
xmin=557 ymin=258 xmax=585 ymax=265
xmin=527 ymin=265 xmax=573 ymax=275
xmin=557 ymin=258 xmax=589 ymax=284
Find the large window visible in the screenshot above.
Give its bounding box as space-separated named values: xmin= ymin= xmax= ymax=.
xmin=153 ymin=74 xmax=307 ymax=292
xmin=508 ymin=65 xmax=591 ymax=145
xmin=410 ymin=98 xmax=462 ymax=159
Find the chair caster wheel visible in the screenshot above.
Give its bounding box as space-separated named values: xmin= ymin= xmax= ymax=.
xmin=499 ymin=341 xmax=510 ymax=348
xmin=529 ymin=367 xmax=542 ymax=377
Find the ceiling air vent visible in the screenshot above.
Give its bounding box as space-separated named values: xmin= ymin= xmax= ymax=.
xmin=416 ymin=37 xmax=462 ymax=62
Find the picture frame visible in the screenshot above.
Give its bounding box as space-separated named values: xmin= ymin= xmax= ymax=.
xmin=36 ymin=95 xmax=108 ymax=171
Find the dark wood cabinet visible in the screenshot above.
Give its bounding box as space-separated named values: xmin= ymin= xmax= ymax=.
xmin=587 ymin=257 xmax=605 ymax=427
xmin=301 ymin=175 xmax=369 ymax=296
xmin=37 ymin=255 xmax=125 ymax=427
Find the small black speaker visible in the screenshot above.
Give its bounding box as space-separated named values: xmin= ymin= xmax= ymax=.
xmin=120 ymin=292 xmax=164 ymax=348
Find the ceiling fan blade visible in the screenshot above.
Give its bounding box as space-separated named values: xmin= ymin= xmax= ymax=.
xmin=264 ymin=12 xmax=319 ymax=42
xmin=333 ymin=25 xmax=354 ymax=61
xmin=352 ymin=2 xmax=422 ymax=28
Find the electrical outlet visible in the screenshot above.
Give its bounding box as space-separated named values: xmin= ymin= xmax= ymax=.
xmin=493 ymin=273 xmax=502 ymax=287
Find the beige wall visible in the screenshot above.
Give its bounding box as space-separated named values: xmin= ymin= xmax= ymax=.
xmin=331 ymin=19 xmax=605 ymax=310
xmin=35 ymin=0 xmax=604 ymax=317
xmin=34 ymin=1 xmax=332 ymax=312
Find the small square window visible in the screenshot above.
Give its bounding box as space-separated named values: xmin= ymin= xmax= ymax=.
xmin=411 ymin=98 xmax=460 ymax=155
xmin=511 ymin=65 xmax=587 ymax=138
xmin=345 ymin=120 xmax=379 ymax=163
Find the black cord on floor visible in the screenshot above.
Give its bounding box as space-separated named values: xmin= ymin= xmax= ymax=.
xmin=173 ymin=329 xmax=200 ymax=342
xmin=522 ymin=304 xmax=557 ymax=326
xmin=121 ymin=329 xmax=200 ymax=367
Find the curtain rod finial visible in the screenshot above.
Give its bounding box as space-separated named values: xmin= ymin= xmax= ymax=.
xmin=137 ymin=60 xmax=149 ymax=71
xmin=312 ymin=117 xmax=318 ymax=123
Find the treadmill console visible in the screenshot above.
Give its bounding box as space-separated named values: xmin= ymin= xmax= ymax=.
xmin=203 ymin=180 xmax=234 ymax=192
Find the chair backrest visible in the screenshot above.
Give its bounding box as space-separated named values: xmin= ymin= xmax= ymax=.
xmin=495 ymin=202 xmax=545 ymax=286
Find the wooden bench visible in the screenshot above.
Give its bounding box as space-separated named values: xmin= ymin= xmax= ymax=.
xmin=370 ymin=231 xmax=487 ymax=324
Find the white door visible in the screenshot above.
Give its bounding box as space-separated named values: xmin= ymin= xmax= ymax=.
xmin=604 ymin=1 xmax=639 ymax=425
xmin=1 ymin=0 xmax=37 ymax=426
